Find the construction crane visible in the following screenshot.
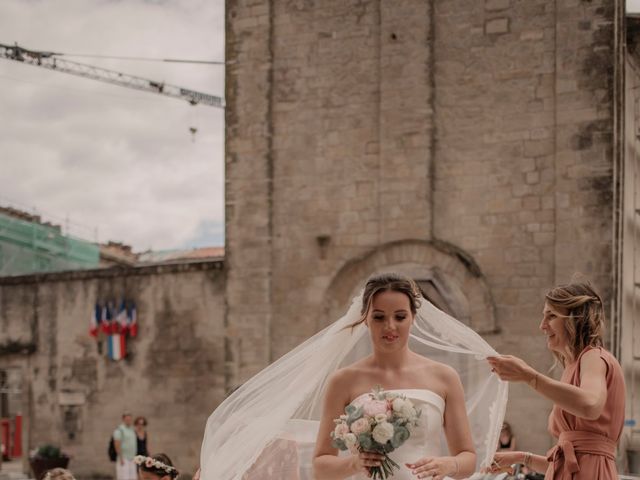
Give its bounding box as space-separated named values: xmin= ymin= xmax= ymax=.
xmin=0 ymin=42 xmax=224 ymax=108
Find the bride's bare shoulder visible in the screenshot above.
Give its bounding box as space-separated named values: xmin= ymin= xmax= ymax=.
xmin=327 ymin=358 xmax=372 ymax=387
xmin=413 ymin=354 xmax=461 ymax=381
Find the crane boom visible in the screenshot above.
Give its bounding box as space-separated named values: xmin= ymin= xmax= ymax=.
xmin=0 ymin=43 xmax=224 ymax=108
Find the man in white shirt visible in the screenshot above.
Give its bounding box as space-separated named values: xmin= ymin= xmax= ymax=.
xmin=113 ymin=412 xmax=137 ymax=480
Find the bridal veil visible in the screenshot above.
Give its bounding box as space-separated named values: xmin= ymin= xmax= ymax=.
xmin=200 ymin=294 xmax=508 ymax=479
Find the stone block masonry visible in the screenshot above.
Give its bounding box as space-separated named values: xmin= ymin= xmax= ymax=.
xmin=225 ymin=0 xmax=624 ymax=458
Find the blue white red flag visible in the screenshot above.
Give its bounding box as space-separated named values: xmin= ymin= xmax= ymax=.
xmin=128 ymin=303 xmax=138 ymax=338
xmin=90 ymin=303 xmax=100 ymax=337
xmin=116 ymin=301 xmax=128 ymax=335
xmin=101 ymin=305 xmax=110 ymax=335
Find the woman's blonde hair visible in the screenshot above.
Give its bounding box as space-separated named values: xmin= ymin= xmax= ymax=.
xmin=545 ymin=281 xmax=605 ymax=366
xmin=43 ymin=469 xmax=75 ymax=480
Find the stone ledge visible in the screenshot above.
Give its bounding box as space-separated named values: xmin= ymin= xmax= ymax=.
xmin=0 ymin=259 xmax=224 ymax=286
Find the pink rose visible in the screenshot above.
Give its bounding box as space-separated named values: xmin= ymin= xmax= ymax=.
xmin=362 ymin=399 xmax=389 ymax=417
xmin=350 ymin=418 xmax=371 ymax=435
xmin=334 ymin=422 xmax=349 ymax=439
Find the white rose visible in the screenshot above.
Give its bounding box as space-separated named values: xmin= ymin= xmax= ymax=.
xmin=392 ymin=398 xmax=406 ymax=412
xmin=401 ymin=404 xmax=416 ymax=419
xmin=374 ymin=413 xmax=388 ymax=423
xmin=344 ymin=433 xmax=357 ymax=449
xmin=372 ymin=421 xmax=394 ymax=444
xmin=393 ymin=398 xmax=416 ymax=419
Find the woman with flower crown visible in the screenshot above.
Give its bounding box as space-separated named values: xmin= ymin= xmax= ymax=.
xmin=134 ymin=453 xmax=179 ymax=480
xmin=198 ymin=273 xmax=509 ymax=480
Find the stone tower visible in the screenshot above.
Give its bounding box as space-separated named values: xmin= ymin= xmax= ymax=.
xmin=224 ymin=0 xmax=627 ymax=454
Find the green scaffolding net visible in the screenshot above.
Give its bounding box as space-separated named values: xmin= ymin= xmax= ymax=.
xmin=0 ymin=212 xmax=100 ymax=276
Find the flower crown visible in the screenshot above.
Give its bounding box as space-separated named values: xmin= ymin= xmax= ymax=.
xmin=134 ymin=455 xmax=177 ymax=476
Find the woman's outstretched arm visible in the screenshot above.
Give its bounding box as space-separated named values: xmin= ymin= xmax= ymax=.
xmin=488 ymin=350 xmax=607 ymax=420
xmin=488 ymin=451 xmax=549 ymax=474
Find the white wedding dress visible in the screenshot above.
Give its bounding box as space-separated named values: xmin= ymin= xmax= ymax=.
xmin=199 ymin=295 xmax=508 ymax=480
xmin=351 ymin=389 xmax=448 ymax=480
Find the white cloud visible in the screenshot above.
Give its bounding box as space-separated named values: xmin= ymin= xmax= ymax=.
xmin=0 ymin=0 xmax=225 ymax=251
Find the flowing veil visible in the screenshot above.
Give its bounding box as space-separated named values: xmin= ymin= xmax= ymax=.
xmin=200 ymin=294 xmax=508 ymax=479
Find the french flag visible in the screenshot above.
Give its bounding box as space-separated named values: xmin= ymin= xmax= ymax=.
xmin=90 ymin=303 xmax=100 ymax=337
xmin=109 ymin=303 xmax=120 ymax=335
xmin=128 ymin=303 xmax=138 ymax=338
xmin=116 ymin=301 xmax=128 ymax=336
xmin=107 ymin=334 xmax=117 ymax=360
xmin=108 ymin=332 xmax=125 ymax=360
xmin=101 ymin=305 xmax=111 ymax=335
xmin=107 ymin=329 xmax=125 ymax=361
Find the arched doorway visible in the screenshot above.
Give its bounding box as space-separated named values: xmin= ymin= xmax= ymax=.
xmin=320 ymin=239 xmax=496 ymax=333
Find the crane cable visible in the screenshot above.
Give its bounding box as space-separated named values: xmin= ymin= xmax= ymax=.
xmin=58 ymin=53 xmax=224 ymax=65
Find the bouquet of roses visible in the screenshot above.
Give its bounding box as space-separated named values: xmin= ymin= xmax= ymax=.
xmin=330 ymin=386 xmax=422 ymax=479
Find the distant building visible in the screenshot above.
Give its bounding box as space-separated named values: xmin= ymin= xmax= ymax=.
xmin=0 ymin=207 xmax=100 ymax=276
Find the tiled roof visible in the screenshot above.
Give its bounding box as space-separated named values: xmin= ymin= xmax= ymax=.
xmin=137 ymin=246 xmax=224 ymax=264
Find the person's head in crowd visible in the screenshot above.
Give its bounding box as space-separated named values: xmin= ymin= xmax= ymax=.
xmin=122 ymin=411 xmax=133 ymax=427
xmin=498 ymin=422 xmax=514 ymax=449
xmin=135 ymin=454 xmax=179 ymax=480
xmin=43 ymin=468 xmax=75 ymax=480
xmin=134 ymin=416 xmax=148 ymax=433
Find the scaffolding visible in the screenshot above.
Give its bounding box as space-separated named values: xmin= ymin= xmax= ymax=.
xmin=0 ymin=212 xmax=99 ymax=276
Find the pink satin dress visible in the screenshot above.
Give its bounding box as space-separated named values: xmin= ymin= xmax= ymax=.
xmin=545 ymin=347 xmax=625 ymax=479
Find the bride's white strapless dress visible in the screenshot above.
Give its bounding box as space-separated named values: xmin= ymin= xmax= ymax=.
xmin=350 ymin=389 xmax=448 ymax=480
xmin=258 ymin=389 xmax=449 ymax=480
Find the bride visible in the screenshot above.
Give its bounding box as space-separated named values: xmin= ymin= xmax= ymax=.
xmin=199 ymin=273 xmax=508 ymax=480
xmin=313 ymin=274 xmax=476 ymax=479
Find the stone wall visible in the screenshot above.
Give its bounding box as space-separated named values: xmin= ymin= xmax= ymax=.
xmin=621 ymin=27 xmax=640 ymax=464
xmin=0 ymin=261 xmax=225 ymax=479
xmin=225 ymin=0 xmax=623 ymax=457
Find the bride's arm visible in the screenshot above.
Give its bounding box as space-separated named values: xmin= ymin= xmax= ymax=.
xmin=313 ymin=371 xmax=382 ymax=480
xmin=407 ymin=366 xmax=476 ymax=479
xmin=441 ymin=366 xmax=477 ymax=478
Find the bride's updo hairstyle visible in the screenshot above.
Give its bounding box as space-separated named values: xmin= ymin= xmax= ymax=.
xmin=545 ymin=281 xmax=605 ymax=365
xmin=348 ymin=273 xmax=422 ymax=329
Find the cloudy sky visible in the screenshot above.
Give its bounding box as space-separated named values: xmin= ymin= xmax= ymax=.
xmin=0 ymin=0 xmax=224 ymax=252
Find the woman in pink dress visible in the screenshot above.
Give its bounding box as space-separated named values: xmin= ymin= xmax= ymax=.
xmin=486 ymin=282 xmax=625 ymax=479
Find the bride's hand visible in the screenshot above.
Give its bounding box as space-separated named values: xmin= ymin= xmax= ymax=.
xmin=350 ymin=451 xmax=384 ymax=476
xmin=406 ymin=456 xmax=456 ymax=480
xmin=487 ymin=355 xmax=537 ymax=384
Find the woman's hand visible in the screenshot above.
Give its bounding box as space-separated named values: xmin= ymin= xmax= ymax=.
xmin=483 ymin=451 xmax=523 ymax=474
xmin=192 ymin=468 xmax=200 ymax=480
xmin=487 ymin=355 xmax=537 ymax=384
xmin=350 ymin=451 xmax=384 ymax=477
xmin=406 ymin=456 xmax=457 ymax=479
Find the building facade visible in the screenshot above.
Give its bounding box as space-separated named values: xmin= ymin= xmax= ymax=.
xmin=225 ymin=0 xmax=636 ymax=462
xmin=0 ymin=260 xmax=225 ymax=478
